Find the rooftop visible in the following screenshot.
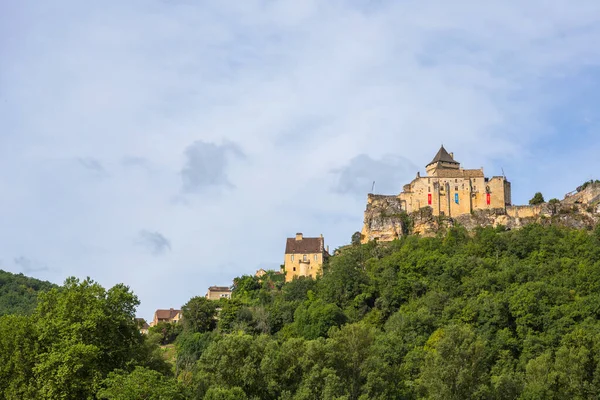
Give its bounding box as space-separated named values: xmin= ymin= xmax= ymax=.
xmin=427 ymin=145 xmax=459 ymax=166
xmin=285 ymin=233 xmax=325 ymax=254
xmin=154 ymin=308 xmax=181 ymax=320
xmin=208 ymin=286 xmax=231 ymax=292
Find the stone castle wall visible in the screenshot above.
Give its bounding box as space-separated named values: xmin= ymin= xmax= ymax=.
xmin=398 ymin=173 xmax=510 ymax=217
xmin=361 ymin=185 xmax=600 ymax=243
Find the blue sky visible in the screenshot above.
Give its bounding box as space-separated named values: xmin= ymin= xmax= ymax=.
xmin=1 ymin=1 xmax=600 ymax=319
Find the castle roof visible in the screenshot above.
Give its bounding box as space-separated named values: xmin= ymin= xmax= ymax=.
xmin=427 ymin=145 xmax=459 ymax=167
xmin=285 ymin=235 xmax=324 ymax=254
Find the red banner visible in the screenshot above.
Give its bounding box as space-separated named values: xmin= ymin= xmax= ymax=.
xmin=486 ymin=193 xmax=491 ymax=205
xmin=428 ymin=193 xmax=432 ymax=205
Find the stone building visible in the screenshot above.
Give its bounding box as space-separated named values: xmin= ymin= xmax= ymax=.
xmin=150 ymin=308 xmax=181 ymax=327
xmin=282 ymin=233 xmax=329 ymax=282
xmin=398 ymin=146 xmax=511 ymax=216
xmin=205 ymin=286 xmax=232 ymax=300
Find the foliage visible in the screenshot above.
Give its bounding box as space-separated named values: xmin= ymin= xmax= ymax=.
xmin=171 ymin=224 xmax=600 ymax=399
xmin=351 ymin=231 xmax=362 ymax=246
xmin=548 ymin=198 xmax=560 ymax=214
xmin=4 ymin=223 xmax=600 ymax=399
xmin=529 ymin=192 xmax=545 ymax=205
xmin=578 ymin=179 xmax=600 ymax=192
xmin=98 ymin=366 xmax=189 ymax=399
xmin=0 ymin=277 xmax=169 ymax=399
xmin=0 ymin=269 xmax=56 ymax=316
xmin=148 ymin=321 xmax=183 ymax=345
xmin=181 ymin=296 xmax=218 ymax=334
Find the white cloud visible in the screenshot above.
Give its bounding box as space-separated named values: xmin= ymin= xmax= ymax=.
xmin=1 ymin=0 xmax=599 ymax=318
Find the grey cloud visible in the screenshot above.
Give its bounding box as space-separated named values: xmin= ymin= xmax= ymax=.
xmin=77 ymin=157 xmax=106 ymax=175
xmin=14 ymin=256 xmax=49 ymax=274
xmin=136 ymin=230 xmax=172 ymax=255
xmin=181 ymin=140 xmax=244 ymax=193
xmin=121 ymin=156 xmax=151 ymax=169
xmin=333 ymin=154 xmax=418 ymax=197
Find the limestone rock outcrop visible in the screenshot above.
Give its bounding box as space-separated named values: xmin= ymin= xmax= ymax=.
xmin=361 ymin=183 xmax=600 ymax=242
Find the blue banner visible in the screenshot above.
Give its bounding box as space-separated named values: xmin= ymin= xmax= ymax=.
xmin=455 ymin=193 xmax=459 ymax=204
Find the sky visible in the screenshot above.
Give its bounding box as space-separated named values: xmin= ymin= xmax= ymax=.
xmin=1 ymin=0 xmax=600 ymax=320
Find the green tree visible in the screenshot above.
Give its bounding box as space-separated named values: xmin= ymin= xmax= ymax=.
xmin=232 ymin=276 xmax=260 ymax=303
xmin=0 ymin=277 xmax=169 ymax=399
xmin=98 ymin=367 xmax=188 ymax=399
xmin=0 ymin=314 xmax=37 ymax=399
xmin=351 ymin=232 xmax=362 ymax=246
xmin=148 ymin=321 xmax=182 ymax=345
xmin=522 ymin=351 xmax=555 ymax=399
xmin=195 ymin=333 xmax=270 ymax=398
xmin=181 ymin=296 xmax=217 ymax=334
xmin=529 ymin=192 xmax=545 ymax=205
xmin=328 ymin=323 xmax=377 ymax=400
xmin=0 ymin=269 xmax=56 ymax=316
xmin=204 ymin=386 xmax=248 ymax=400
xmin=293 ymin=297 xmax=346 ymax=340
xmin=419 ymin=324 xmax=489 ymax=400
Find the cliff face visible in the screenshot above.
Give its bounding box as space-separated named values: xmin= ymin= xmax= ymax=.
xmin=361 ymin=195 xmax=406 ymax=242
xmin=361 ymin=184 xmax=600 ymax=242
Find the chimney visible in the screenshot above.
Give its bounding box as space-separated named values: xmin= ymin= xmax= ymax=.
xmin=295 ymin=233 xmax=303 ymax=241
xmin=450 ymin=152 xmax=454 ymax=159
xmin=320 ymin=233 xmax=323 ymax=238
xmin=327 ymin=245 xmax=330 ymax=253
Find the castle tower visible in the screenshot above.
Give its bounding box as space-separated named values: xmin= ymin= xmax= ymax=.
xmin=425 ymin=145 xmax=460 ymax=176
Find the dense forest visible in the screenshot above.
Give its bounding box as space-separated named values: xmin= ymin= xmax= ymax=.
xmin=0 ymin=269 xmax=56 ymax=316
xmin=2 ymin=223 xmax=600 ymax=399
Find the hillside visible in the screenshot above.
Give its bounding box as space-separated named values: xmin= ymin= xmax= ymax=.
xmin=163 ymin=223 xmax=600 ymax=399
xmin=0 ymin=269 xmax=57 ymax=316
xmin=3 ymin=224 xmax=600 ymax=399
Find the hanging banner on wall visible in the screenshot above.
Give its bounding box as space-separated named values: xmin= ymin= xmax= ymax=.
xmin=428 ymin=193 xmax=432 ymax=205
xmin=454 ymin=193 xmax=459 ymax=204
xmin=486 ymin=193 xmax=491 ymax=205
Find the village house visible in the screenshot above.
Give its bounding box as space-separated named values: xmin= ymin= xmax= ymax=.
xmin=150 ymin=308 xmax=181 ymax=327
xmin=206 ymin=286 xmax=232 ymax=300
xmin=135 ymin=318 xmax=150 ymax=334
xmin=282 ymin=233 xmax=329 ymax=282
xmin=255 ymin=268 xmax=267 ymax=278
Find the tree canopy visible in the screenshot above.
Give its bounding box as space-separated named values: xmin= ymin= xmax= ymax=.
xmin=0 ymin=277 xmax=168 ymax=399
xmin=3 ymin=223 xmax=600 ymax=399
xmin=0 ymin=269 xmax=56 ymax=316
xmin=529 ymin=192 xmax=545 ymax=205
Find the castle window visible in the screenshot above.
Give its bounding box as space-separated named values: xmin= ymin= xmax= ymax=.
xmin=314 ymin=254 xmax=318 ymax=261
xmin=303 ymin=254 xmax=307 ymax=262
xmin=291 ymin=255 xmax=294 ymax=262
xmin=428 ymin=186 xmax=431 ymax=192
xmin=428 ymin=178 xmax=430 ymax=183
xmin=455 ymin=186 xmax=458 ymax=191
xmin=455 ymin=179 xmax=458 ymax=183
xmin=293 ymin=267 xmax=296 ymax=271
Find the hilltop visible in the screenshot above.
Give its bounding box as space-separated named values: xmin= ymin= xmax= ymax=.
xmin=363 ymin=181 xmax=600 ymax=242
xmin=0 ymin=269 xmax=56 ymax=316
xmin=145 ymin=222 xmax=600 ymax=399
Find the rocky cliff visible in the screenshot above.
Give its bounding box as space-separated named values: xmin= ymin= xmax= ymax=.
xmin=361 ymin=183 xmax=600 ymax=242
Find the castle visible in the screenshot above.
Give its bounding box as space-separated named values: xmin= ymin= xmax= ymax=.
xmin=398 ymin=146 xmax=511 ymax=216
xmin=362 ymin=146 xmax=520 ymax=242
